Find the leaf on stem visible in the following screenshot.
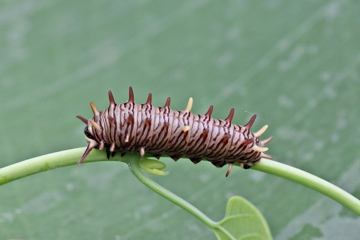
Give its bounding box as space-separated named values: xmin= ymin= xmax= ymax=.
xmin=138 ymin=158 xmax=169 ymax=176
xmin=213 ymin=196 xmax=272 ymax=240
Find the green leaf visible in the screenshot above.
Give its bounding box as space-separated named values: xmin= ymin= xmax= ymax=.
xmin=138 ymin=158 xmax=169 ymax=176
xmin=213 ymin=196 xmax=272 ymax=240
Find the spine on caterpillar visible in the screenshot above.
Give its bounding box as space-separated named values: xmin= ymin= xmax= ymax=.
xmin=77 ymin=87 xmax=272 ymax=176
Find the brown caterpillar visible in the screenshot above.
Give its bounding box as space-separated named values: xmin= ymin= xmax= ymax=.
xmin=77 ymin=87 xmax=272 ymax=176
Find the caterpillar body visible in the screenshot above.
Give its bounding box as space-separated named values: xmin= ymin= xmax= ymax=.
xmin=77 ymin=87 xmax=272 ymax=176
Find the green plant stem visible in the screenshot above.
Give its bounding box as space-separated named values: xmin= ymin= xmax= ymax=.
xmin=0 ymin=148 xmax=118 ymax=185
xmin=252 ymin=159 xmax=360 ymax=216
xmin=1 ymin=148 xmax=359 ymax=217
xmin=125 ymin=156 xmax=217 ymax=228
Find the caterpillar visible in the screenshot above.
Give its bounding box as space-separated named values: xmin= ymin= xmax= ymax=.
xmin=77 ymin=87 xmax=272 ymax=176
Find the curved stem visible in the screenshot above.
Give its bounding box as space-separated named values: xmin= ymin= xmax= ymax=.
xmin=252 ymin=159 xmax=360 ymax=216
xmin=0 ymin=148 xmax=118 ymax=185
xmin=1 ymin=148 xmax=359 ymax=217
xmin=125 ymin=155 xmax=217 ymax=228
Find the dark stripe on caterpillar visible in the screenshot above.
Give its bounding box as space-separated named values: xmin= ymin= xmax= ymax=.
xmin=77 ymin=87 xmax=272 ymax=177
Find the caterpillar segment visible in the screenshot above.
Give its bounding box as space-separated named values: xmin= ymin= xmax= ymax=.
xmin=77 ymin=87 xmax=272 ymax=176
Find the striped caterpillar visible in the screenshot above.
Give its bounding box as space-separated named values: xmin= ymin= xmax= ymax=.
xmin=77 ymin=87 xmax=272 ymax=176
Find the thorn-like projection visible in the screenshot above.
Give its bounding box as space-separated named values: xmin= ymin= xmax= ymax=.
xmin=89 ymin=119 xmax=101 ymax=131
xmin=108 ymin=90 xmax=115 ymax=105
xmin=144 ymin=119 xmax=151 ymax=127
xmin=225 ymin=108 xmax=235 ymax=123
xmin=254 ymin=125 xmax=268 ymax=137
xmin=125 ymin=134 xmax=130 ymax=143
xmin=126 ymin=114 xmax=134 ymax=125
xmin=225 ymin=163 xmax=233 ymax=177
xmin=170 ymin=155 xmax=180 ymax=161
xmin=90 ymin=102 xmax=99 ymax=116
xmin=110 ymin=142 xmax=115 ymax=152
xmin=184 ymin=97 xmax=193 ymax=113
xmin=211 ymin=160 xmax=226 ymax=167
xmin=76 ymin=115 xmax=88 ymax=124
xmin=182 ymin=125 xmax=190 ymax=133
xmin=106 ymin=148 xmax=111 ymax=159
xmin=108 ymin=116 xmax=116 ymax=126
xmin=261 ymin=136 xmax=273 ymax=145
xmin=128 ymin=87 xmax=134 ymax=103
xmin=106 ymin=148 xmax=116 ymax=159
xmin=99 ymin=141 xmax=105 ymax=150
xmin=78 ymin=139 xmax=98 ymax=164
xmin=164 ymin=97 xmax=171 ymax=108
xmin=240 ymin=163 xmax=244 ymax=168
xmin=205 ymin=105 xmax=213 ymax=117
xmin=146 ymin=93 xmax=152 ymax=105
xmin=252 ymin=146 xmax=269 ymax=152
xmin=242 ymin=138 xmax=253 ymax=146
xmin=244 ymin=114 xmax=257 ymax=129
xmin=161 ymin=123 xmax=169 ymax=132
xmin=152 ymin=154 xmax=161 ymax=159
xmin=140 ymin=147 xmax=145 ymax=157
xmin=200 ymin=129 xmax=209 ymax=140
xmin=189 ymin=157 xmax=202 ymax=164
xmin=260 ymin=153 xmax=273 ymax=159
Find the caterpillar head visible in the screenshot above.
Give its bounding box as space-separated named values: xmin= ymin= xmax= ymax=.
xmin=76 ymin=89 xmax=126 ymax=164
xmin=76 ymin=115 xmax=100 ymax=164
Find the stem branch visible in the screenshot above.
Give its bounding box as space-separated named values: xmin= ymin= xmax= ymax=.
xmin=125 ymin=156 xmax=217 ymax=228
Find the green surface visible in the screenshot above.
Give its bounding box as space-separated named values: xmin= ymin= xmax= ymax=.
xmin=1 ymin=0 xmax=360 ymax=239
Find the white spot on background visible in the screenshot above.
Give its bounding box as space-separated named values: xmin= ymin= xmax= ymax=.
xmin=216 ymin=51 xmax=235 ymax=68
xmin=313 ymin=140 xmax=325 ymax=151
xmin=85 ymin=168 xmax=120 ymax=190
xmin=199 ymin=173 xmax=211 ymax=182
xmin=257 ymin=58 xmax=269 ymax=69
xmin=331 ymin=133 xmax=339 ymax=142
xmin=325 ymin=2 xmax=340 ymax=19
xmin=278 ymin=45 xmax=306 ymax=71
xmin=22 ymin=190 xmax=65 ymax=214
xmin=171 ymin=69 xmax=185 ymax=81
xmin=323 ymin=85 xmax=337 ymax=99
xmin=277 ymin=160 xmax=360 ymax=239
xmin=277 ymin=38 xmax=291 ymax=52
xmin=1 ymin=212 xmax=14 ymax=222
xmin=133 ymin=204 xmax=154 ymax=220
xmin=278 ymin=95 xmax=294 ymax=108
xmin=308 ymin=99 xmax=317 ymax=108
xmin=301 ymin=152 xmax=314 ymax=162
xmin=336 ymin=110 xmax=347 ymax=130
xmin=4 ymin=20 xmax=29 ymax=62
xmin=320 ymin=71 xmax=332 ymax=81
xmin=185 ymin=220 xmax=202 ymax=233
xmin=336 ymin=118 xmax=347 ymax=130
xmin=250 ymin=171 xmax=266 ymax=182
xmin=66 ymin=183 xmax=74 ymax=191
xmin=226 ymin=26 xmax=241 ymax=40
xmin=225 ymin=191 xmax=235 ymax=199
xmin=307 ymin=44 xmax=318 ymax=55
xmin=319 ymin=217 xmax=360 ymax=239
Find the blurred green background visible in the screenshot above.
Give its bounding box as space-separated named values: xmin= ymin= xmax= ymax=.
xmin=1 ymin=0 xmax=360 ymax=239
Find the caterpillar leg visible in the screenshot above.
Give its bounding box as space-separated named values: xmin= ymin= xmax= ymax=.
xmin=225 ymin=163 xmax=233 ymax=177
